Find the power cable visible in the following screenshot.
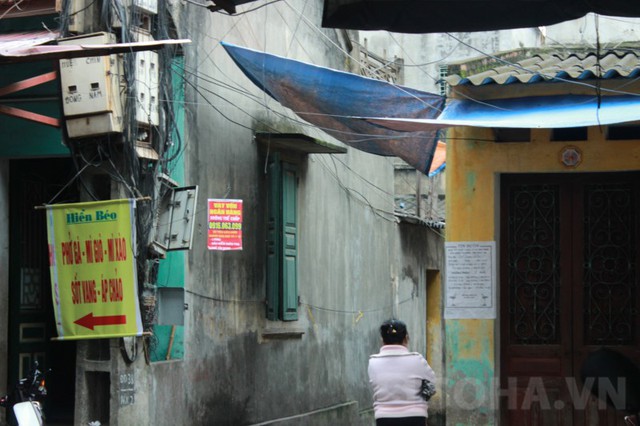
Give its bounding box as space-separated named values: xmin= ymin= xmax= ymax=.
xmin=169 ymin=1 xmax=445 ymax=220
xmin=178 ymin=62 xmax=440 ymax=145
xmin=0 ymin=0 xmax=26 ymax=20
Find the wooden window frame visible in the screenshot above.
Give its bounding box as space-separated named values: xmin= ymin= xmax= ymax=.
xmin=266 ymin=152 xmax=299 ymax=321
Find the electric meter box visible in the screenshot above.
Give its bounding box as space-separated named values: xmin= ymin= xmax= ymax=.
xmin=153 ymin=185 xmax=199 ymax=253
xmin=135 ymin=0 xmax=158 ymax=14
xmin=112 ymin=0 xmax=157 ymax=28
xmin=59 ymin=32 xmax=125 ymax=138
xmin=132 ymin=28 xmax=159 ymax=126
xmin=67 ymin=0 xmax=96 ymax=34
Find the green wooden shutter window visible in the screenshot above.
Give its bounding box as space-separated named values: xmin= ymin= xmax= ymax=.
xmin=266 ymin=153 xmax=282 ymax=320
xmin=281 ymin=163 xmax=298 ymax=321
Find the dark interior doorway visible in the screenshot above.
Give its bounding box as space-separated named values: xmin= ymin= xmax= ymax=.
xmin=8 ymin=158 xmax=79 ymax=425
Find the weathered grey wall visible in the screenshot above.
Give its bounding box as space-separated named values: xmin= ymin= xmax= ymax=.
xmin=394 ymin=161 xmax=445 ymax=221
xmin=143 ymin=1 xmax=442 ymax=425
xmin=543 ymin=13 xmax=640 ymax=45
xmin=149 ymin=362 xmax=186 ymax=425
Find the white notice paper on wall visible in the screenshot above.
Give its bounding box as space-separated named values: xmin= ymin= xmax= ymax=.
xmin=444 ymin=241 xmax=496 ymax=319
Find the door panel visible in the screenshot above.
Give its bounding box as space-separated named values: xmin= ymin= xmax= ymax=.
xmin=501 ymin=173 xmax=640 ymax=426
xmin=573 ymin=178 xmax=640 ymax=426
xmin=501 ymin=177 xmax=574 ymax=425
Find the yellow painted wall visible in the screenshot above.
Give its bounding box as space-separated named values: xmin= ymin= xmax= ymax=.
xmin=444 ymin=116 xmax=640 ymax=425
xmin=448 ymin=125 xmax=640 ymax=239
xmin=427 ymin=269 xmax=443 ymax=411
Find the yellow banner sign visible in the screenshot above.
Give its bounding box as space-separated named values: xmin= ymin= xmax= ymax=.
xmin=46 ymin=199 xmax=143 ymax=340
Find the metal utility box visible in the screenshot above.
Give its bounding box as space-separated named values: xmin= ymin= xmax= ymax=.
xmin=135 ymin=0 xmax=158 ymax=14
xmin=132 ymin=28 xmax=159 ymax=126
xmin=157 ymin=287 xmax=185 ymax=326
xmin=67 ymin=0 xmax=97 ymax=34
xmin=153 ymin=185 xmax=199 ymax=254
xmin=58 ymin=32 xmax=125 ymax=138
xmin=111 ymin=0 xmax=157 ymax=28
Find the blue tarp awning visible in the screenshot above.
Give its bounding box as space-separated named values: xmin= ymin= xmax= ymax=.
xmin=365 ymin=94 xmax=640 ymax=132
xmin=222 ymin=42 xmax=445 ymax=175
xmin=222 ymin=42 xmax=640 ymax=175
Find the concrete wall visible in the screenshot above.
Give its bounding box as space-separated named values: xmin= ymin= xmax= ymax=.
xmin=139 ymin=1 xmax=443 ymax=425
xmin=394 ymin=161 xmax=445 ymax=221
xmin=543 ymin=13 xmax=640 ymax=45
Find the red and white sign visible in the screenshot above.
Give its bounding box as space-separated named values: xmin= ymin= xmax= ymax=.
xmin=207 ymin=199 xmax=243 ymax=251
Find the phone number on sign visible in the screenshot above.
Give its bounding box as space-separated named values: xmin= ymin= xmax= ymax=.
xmin=209 ymin=222 xmax=242 ymax=230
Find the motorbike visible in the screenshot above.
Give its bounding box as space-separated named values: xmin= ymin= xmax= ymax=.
xmin=0 ymin=362 xmax=48 ymax=426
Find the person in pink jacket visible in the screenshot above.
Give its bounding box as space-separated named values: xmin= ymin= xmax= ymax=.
xmin=368 ymin=319 xmax=437 ymax=426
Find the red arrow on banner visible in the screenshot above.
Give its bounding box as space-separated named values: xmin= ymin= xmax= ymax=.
xmin=74 ymin=312 xmax=127 ymax=330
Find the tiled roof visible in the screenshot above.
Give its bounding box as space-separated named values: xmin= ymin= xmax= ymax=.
xmin=446 ymin=47 xmax=640 ymax=86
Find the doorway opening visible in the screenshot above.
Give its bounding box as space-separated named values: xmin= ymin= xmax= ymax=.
xmin=8 ymin=158 xmax=79 ymax=425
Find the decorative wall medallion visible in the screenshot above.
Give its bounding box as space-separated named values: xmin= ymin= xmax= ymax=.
xmin=560 ymin=145 xmax=582 ymax=168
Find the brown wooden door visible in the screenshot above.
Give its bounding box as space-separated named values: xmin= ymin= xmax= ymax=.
xmin=500 ymin=173 xmax=640 ymax=426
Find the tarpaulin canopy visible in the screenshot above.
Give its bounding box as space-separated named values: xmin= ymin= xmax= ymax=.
xmin=365 ymin=94 xmax=640 ymax=131
xmin=221 ymin=42 xmax=445 ymax=175
xmin=221 ymin=43 xmax=640 ymax=176
xmin=322 ymin=0 xmax=640 ymax=33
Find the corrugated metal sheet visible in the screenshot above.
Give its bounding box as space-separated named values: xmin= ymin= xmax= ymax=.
xmin=447 ymin=49 xmax=640 ymax=86
xmin=0 ymin=31 xmax=190 ymax=64
xmin=0 ymin=30 xmax=59 ymax=57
